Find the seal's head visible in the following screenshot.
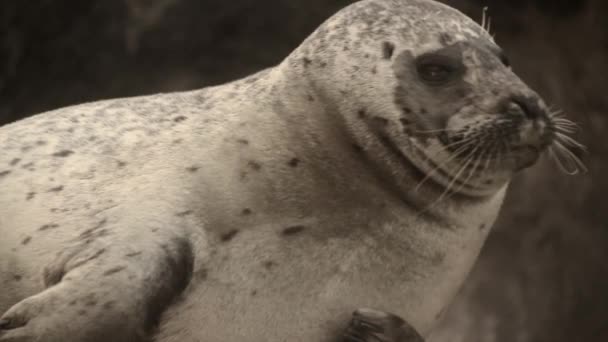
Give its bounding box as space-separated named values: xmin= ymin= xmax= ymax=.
xmin=287 ymin=0 xmax=583 ymax=197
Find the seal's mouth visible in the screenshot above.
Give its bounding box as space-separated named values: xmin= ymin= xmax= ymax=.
xmin=439 ymin=111 xmax=554 ymax=172
xmin=432 ymin=108 xmax=587 ymax=182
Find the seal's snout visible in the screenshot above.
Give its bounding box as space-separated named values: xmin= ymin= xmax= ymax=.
xmin=507 ymin=96 xmax=546 ymax=121
xmin=503 ymin=95 xmax=553 ymax=149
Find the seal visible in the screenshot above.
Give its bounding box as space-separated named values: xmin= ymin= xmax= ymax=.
xmin=0 ymin=0 xmax=582 ymax=341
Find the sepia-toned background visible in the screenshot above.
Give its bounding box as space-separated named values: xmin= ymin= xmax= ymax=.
xmin=1 ymin=0 xmax=606 ymax=341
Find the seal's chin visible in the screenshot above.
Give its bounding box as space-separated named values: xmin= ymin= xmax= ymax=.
xmin=511 ymin=145 xmax=541 ymax=172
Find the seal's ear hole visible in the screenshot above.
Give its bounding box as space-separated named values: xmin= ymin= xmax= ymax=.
xmin=382 ymin=42 xmax=395 ymax=60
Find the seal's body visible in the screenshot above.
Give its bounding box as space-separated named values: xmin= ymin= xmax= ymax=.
xmin=0 ymin=1 xmax=560 ymax=341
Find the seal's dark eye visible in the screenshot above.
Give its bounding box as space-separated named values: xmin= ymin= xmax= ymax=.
xmin=415 ymin=54 xmax=462 ymax=86
xmin=418 ymin=64 xmax=454 ymax=84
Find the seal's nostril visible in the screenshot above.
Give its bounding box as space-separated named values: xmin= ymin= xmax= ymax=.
xmin=509 ymin=96 xmax=545 ymax=120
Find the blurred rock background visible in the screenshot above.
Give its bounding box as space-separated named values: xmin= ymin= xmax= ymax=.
xmin=1 ymin=0 xmax=606 ymax=341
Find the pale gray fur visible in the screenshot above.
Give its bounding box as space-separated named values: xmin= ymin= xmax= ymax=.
xmin=0 ymin=0 xmax=554 ymax=341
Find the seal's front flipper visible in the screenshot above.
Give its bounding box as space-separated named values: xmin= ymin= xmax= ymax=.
xmin=342 ymin=308 xmax=425 ymax=342
xmin=0 ymin=216 xmax=194 ymax=342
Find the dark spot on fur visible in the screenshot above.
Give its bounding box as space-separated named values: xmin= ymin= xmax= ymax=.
xmin=0 ymin=170 xmax=11 ymax=178
xmin=402 ymin=107 xmax=412 ymax=114
xmin=282 ymin=225 xmax=306 ymax=236
xmin=439 ymin=33 xmax=452 ymax=46
xmin=242 ymin=208 xmax=252 ymax=216
xmin=263 ymin=260 xmax=277 ymax=270
xmin=173 ymin=138 xmax=183 ymax=144
xmin=49 ymin=186 xmax=64 ymax=192
xmin=288 ymin=158 xmax=300 ymax=168
xmin=236 ymin=139 xmax=249 ymax=145
xmin=420 ymin=108 xmax=428 ymax=115
xmin=36 ymin=140 xmax=47 ymax=146
xmin=372 ymin=116 xmax=390 ymax=126
xmin=103 ymin=266 xmax=127 ymax=276
xmin=371 ymin=66 xmax=377 ymax=74
xmin=52 ymin=150 xmax=74 ymax=158
xmin=39 ymin=224 xmax=60 ymax=231
xmin=103 ymin=301 xmax=115 ymax=310
xmin=186 ymin=166 xmax=200 ymax=173
xmin=251 ymin=289 xmax=258 ymax=296
xmin=432 ymin=252 xmax=446 ymax=265
xmin=248 ymin=161 xmax=262 ymax=171
xmin=194 ymin=268 xmax=208 ymax=281
xmin=220 ymin=229 xmax=239 ymax=242
xmin=21 ymin=236 xmax=32 ymax=245
xmin=320 ymin=62 xmax=327 ymax=68
xmin=78 ymin=310 xmax=87 ymax=315
xmin=79 ymin=219 xmax=108 ymax=239
xmin=382 ymin=41 xmax=395 ymax=60
xmin=352 ymin=144 xmax=364 ymax=154
xmin=399 ymin=118 xmax=411 ymax=126
xmin=176 ymin=210 xmax=193 ymax=217
xmin=307 ymin=95 xmax=315 ymax=102
xmin=9 ymin=158 xmax=21 ymax=166
xmin=358 ymin=109 xmax=367 ymax=118
xmin=480 ymin=223 xmax=487 ymax=230
xmin=21 ymin=162 xmax=35 ymax=170
xmin=85 ymin=298 xmax=98 ymax=307
xmin=117 ymin=161 xmax=127 ymax=167
xmin=173 ymin=116 xmax=188 ymax=123
xmin=302 ymin=57 xmax=312 ymax=67
xmin=13 ymin=274 xmax=22 ymax=281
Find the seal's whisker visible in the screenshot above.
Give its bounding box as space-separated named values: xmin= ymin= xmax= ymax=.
xmin=421 ymin=133 xmax=481 ymax=162
xmin=551 ymin=116 xmax=575 ymax=123
xmin=552 ymin=117 xmax=580 ymax=128
xmin=482 ymin=141 xmax=495 ymax=173
xmin=553 ymin=140 xmax=588 ymax=174
xmin=452 ymin=145 xmax=488 ymax=195
xmin=415 ymin=139 xmax=479 ymax=192
xmin=414 ymin=127 xmax=461 ymax=134
xmin=415 ymin=146 xmax=478 ymax=217
xmin=418 ymin=133 xmax=478 ymax=163
xmin=554 ymin=132 xmax=587 ymax=151
xmin=490 ymin=138 xmax=504 ymax=169
xmin=435 ymin=146 xmax=480 ymax=203
xmin=549 ymin=146 xmax=580 ymax=175
xmin=487 ymin=17 xmax=492 ymax=35
xmin=480 ymin=6 xmax=492 ymax=34
xmin=552 ymin=125 xmax=577 ymax=134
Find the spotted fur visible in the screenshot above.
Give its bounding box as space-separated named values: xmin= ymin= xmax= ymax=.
xmin=0 ymin=1 xmax=555 ymax=341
